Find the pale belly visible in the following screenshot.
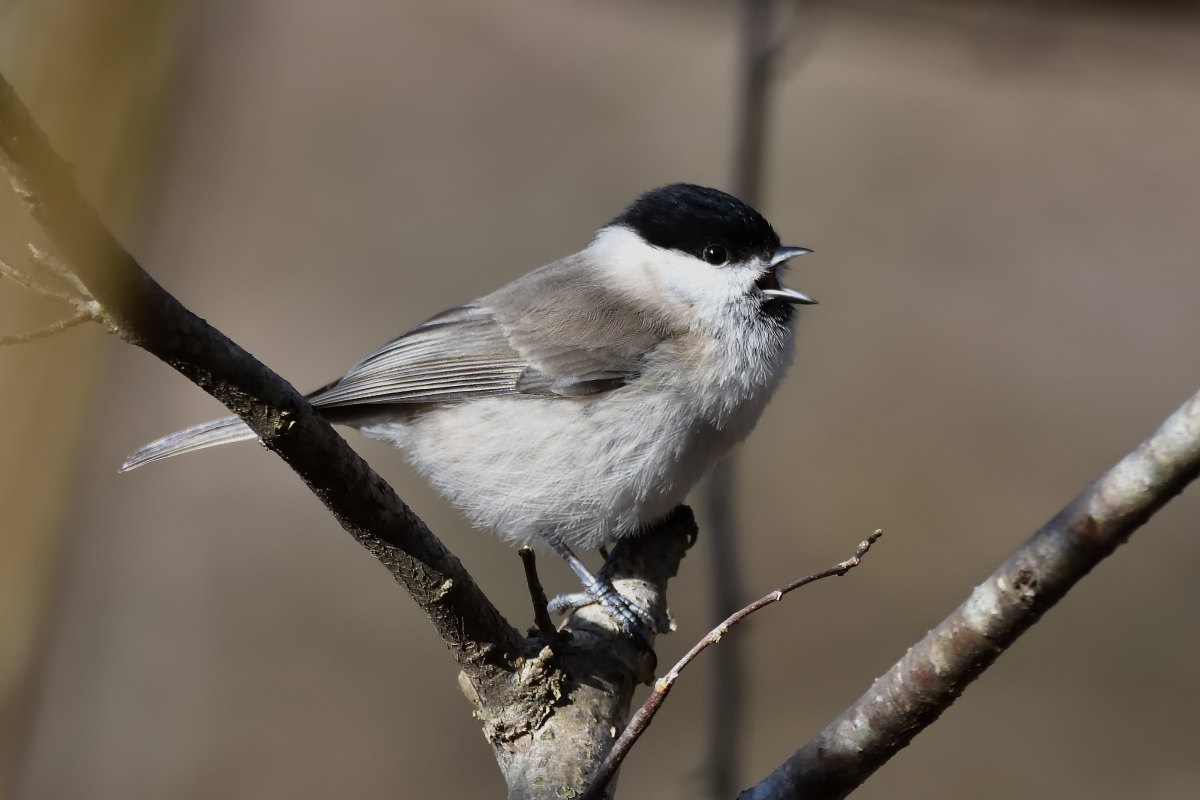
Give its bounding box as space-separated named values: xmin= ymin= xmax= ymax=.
xmin=357 ymin=385 xmax=770 ymax=550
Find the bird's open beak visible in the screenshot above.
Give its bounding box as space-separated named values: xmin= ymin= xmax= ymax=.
xmin=758 ymin=246 xmax=816 ymax=305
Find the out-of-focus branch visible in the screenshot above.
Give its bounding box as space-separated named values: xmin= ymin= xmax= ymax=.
xmin=0 ymin=249 xmax=106 ymax=344
xmin=0 ymin=310 xmax=91 ymax=344
xmin=581 ymin=531 xmax=882 ymax=800
xmin=705 ymin=0 xmax=776 ymax=792
xmin=0 ymin=70 xmax=526 ymax=706
xmin=740 ymin=386 xmax=1200 ymax=800
xmin=714 ymin=2 xmax=832 ymax=791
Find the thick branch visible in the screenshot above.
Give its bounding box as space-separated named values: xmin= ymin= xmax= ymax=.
xmin=0 ymin=72 xmax=525 ymax=702
xmin=741 ymin=386 xmax=1200 ymax=800
xmin=493 ymin=508 xmax=697 ymax=800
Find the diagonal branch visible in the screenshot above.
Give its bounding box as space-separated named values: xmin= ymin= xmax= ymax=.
xmin=740 ymin=385 xmax=1200 ymax=800
xmin=0 ymin=71 xmax=526 ymax=704
xmin=0 ymin=68 xmax=707 ymax=799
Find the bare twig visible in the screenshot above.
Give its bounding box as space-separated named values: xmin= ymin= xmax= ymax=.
xmin=0 ymin=309 xmax=92 ymax=344
xmin=27 ymin=242 xmax=93 ymax=298
xmin=581 ymin=531 xmax=884 ymax=800
xmin=0 ymin=252 xmax=106 ymax=343
xmin=739 ymin=387 xmax=1200 ymax=800
xmin=519 ymin=546 xmax=556 ymax=639
xmin=0 ymin=252 xmax=89 ymax=307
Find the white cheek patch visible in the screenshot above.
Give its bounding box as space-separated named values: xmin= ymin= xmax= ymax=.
xmin=589 ymin=226 xmax=762 ymax=325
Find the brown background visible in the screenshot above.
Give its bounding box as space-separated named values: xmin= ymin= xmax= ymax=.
xmin=4 ymin=1 xmax=1200 ymax=798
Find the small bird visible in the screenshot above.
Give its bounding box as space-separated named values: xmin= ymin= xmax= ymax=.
xmin=123 ymin=183 xmax=816 ymax=634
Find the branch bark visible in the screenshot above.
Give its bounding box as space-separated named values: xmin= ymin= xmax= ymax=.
xmin=491 ymin=509 xmax=695 ymax=799
xmin=15 ymin=49 xmax=1195 ymax=799
xmin=0 ymin=70 xmax=706 ymax=799
xmin=740 ymin=386 xmax=1200 ymax=799
xmin=0 ymin=70 xmax=528 ymax=708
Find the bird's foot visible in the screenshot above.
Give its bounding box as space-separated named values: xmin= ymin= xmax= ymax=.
xmin=548 ymin=579 xmax=657 ymax=648
xmin=548 ymin=539 xmax=660 ymax=647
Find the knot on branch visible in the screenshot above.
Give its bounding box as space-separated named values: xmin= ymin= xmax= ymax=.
xmin=466 ymin=645 xmax=567 ymax=745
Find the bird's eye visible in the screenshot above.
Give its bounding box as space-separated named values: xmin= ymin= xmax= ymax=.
xmin=702 ymin=244 xmax=728 ymax=265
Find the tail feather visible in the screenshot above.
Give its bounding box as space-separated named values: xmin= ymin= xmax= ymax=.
xmin=120 ymin=416 xmax=257 ymax=472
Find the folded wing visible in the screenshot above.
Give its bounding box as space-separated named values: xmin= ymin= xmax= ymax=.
xmin=123 ymin=256 xmax=677 ymax=470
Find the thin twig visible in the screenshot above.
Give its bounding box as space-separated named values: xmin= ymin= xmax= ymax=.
xmin=0 ymin=252 xmax=106 ymax=342
xmin=0 ymin=254 xmax=85 ymax=306
xmin=28 ymin=242 xmax=93 ymax=298
xmin=0 ymin=309 xmax=92 ymax=344
xmin=519 ymin=546 xmax=557 ymax=639
xmin=580 ymin=531 xmax=884 ymax=800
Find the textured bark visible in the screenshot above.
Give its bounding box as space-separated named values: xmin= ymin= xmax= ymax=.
xmin=487 ymin=512 xmax=695 ymax=799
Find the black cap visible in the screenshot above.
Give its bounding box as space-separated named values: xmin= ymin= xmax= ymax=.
xmin=609 ymin=183 xmax=781 ymax=264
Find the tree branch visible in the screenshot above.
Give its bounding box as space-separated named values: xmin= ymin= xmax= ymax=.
xmin=740 ymin=385 xmax=1200 ymax=799
xmin=489 ymin=508 xmax=697 ymax=800
xmin=705 ymin=0 xmax=777 ymax=790
xmin=0 ymin=69 xmax=708 ymax=799
xmin=0 ymin=70 xmax=526 ymax=707
xmin=0 ymin=250 xmax=107 ymax=344
xmin=1 ymin=249 xmax=92 ymax=307
xmin=0 ymin=308 xmax=92 ymax=344
xmin=519 ymin=547 xmax=557 ymax=640
xmin=582 ymin=530 xmax=883 ymax=800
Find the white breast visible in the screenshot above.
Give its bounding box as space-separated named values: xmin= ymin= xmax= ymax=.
xmin=357 ymin=284 xmax=796 ymax=551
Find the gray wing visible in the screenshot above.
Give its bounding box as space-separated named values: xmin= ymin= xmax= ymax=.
xmin=310 ymin=254 xmax=678 ymax=409
xmin=122 ymin=255 xmax=677 ymax=471
xmin=308 ymin=305 xmax=528 ymax=407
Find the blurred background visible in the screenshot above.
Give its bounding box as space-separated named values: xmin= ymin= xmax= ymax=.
xmin=3 ymin=0 xmax=1200 ymax=798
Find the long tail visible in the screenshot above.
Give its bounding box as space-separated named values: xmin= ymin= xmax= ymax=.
xmin=120 ymin=416 xmax=257 ymax=472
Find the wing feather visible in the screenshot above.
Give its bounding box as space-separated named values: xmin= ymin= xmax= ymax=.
xmin=309 ymin=306 xmax=526 ymax=407
xmin=308 ymin=256 xmax=679 ymax=410
xmin=123 ymin=256 xmax=681 ymax=471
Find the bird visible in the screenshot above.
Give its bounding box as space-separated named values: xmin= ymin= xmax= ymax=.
xmin=122 ymin=183 xmax=816 ymax=635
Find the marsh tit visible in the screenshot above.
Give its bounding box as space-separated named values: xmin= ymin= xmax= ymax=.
xmin=122 ymin=183 xmax=816 ymax=634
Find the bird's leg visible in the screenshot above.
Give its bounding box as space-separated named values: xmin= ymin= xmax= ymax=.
xmin=546 ymin=540 xmax=657 ymax=640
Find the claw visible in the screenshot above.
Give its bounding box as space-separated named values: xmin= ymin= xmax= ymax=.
xmin=587 ymin=580 xmax=657 ymax=633
xmin=548 ymin=581 xmax=656 ymax=649
xmin=546 ymin=591 xmax=592 ymax=617
xmin=548 ymin=539 xmax=659 ymax=646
